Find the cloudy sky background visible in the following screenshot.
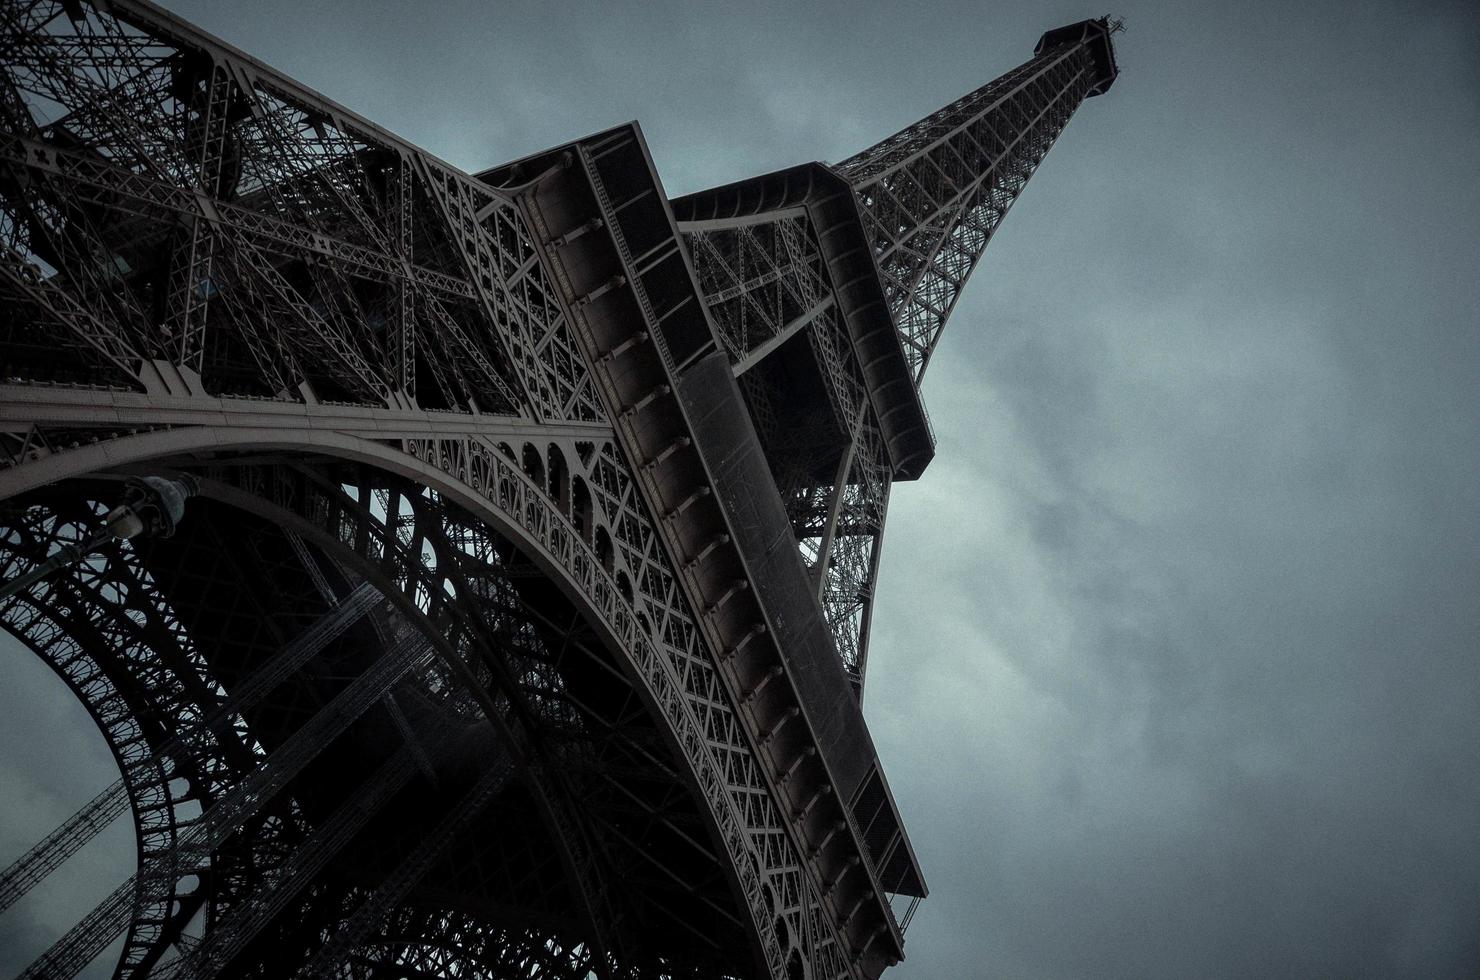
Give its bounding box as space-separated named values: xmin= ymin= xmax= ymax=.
xmin=3 ymin=0 xmax=1479 ymax=977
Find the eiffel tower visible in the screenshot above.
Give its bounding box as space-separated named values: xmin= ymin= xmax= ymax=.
xmin=0 ymin=3 xmax=1120 ymax=977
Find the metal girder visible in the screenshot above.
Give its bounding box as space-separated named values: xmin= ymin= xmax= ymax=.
xmin=540 ymin=133 xmax=891 ymax=979
xmin=0 ymin=0 xmax=601 ymax=419
xmin=686 ymin=213 xmax=831 ymax=368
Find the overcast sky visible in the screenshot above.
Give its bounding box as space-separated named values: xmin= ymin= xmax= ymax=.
xmin=3 ymin=0 xmax=1479 ymax=977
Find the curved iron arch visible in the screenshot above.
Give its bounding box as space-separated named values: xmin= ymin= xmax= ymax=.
xmin=0 ymin=489 xmax=285 ymax=976
xmin=192 ymin=444 xmax=780 ymax=976
xmin=2 ymin=424 xmax=790 ymax=976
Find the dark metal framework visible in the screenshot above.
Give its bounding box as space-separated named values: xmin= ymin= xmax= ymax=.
xmin=0 ymin=2 xmax=1118 ymax=977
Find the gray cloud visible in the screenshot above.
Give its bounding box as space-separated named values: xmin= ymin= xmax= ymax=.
xmin=867 ymin=2 xmax=1480 ymax=976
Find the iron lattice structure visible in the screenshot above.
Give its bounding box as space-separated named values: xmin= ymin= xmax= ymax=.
xmin=0 ymin=3 xmax=1118 ymax=978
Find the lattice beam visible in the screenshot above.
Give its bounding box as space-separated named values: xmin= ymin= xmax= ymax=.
xmin=837 ymin=18 xmax=1119 ymax=383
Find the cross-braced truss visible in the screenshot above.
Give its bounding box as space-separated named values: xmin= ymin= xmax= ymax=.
xmin=837 ymin=37 xmax=1099 ymax=383
xmin=0 ymin=3 xmax=1118 ymax=977
xmin=0 ymin=0 xmax=597 ymax=420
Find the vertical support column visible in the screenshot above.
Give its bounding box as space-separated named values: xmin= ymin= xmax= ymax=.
xmin=814 ymin=438 xmax=859 ymax=602
xmin=851 ymin=504 xmax=888 ymax=693
xmin=390 ymin=153 xmax=416 ymax=401
xmin=163 ymin=60 xmax=232 ymax=377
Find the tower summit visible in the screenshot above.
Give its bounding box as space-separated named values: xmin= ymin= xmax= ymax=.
xmin=0 ymin=4 xmax=1120 ymax=977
